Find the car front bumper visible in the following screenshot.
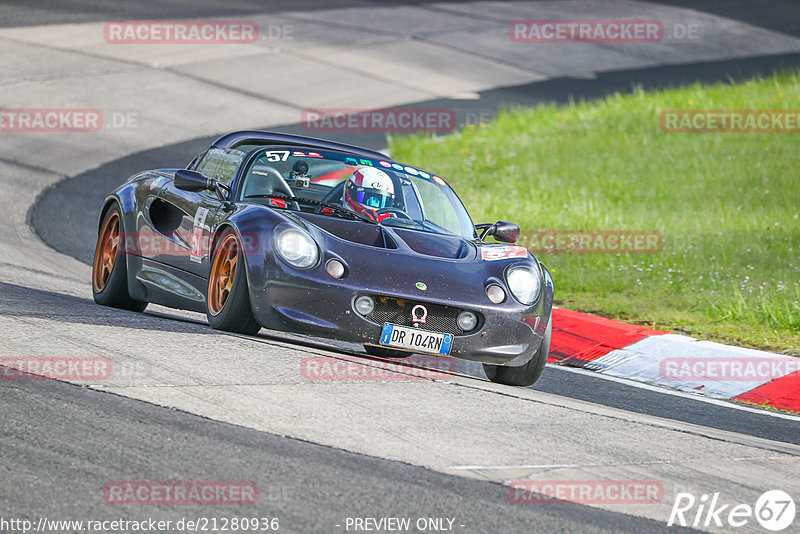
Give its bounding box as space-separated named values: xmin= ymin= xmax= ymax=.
xmin=248 ymin=272 xmax=552 ymax=367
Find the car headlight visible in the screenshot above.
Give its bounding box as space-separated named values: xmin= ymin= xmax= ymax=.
xmin=325 ymin=259 xmax=346 ymax=279
xmin=505 ymin=265 xmax=541 ymax=305
xmin=457 ymin=311 xmax=478 ymax=331
xmin=354 ymin=296 xmax=375 ymax=315
xmin=485 ymin=284 xmax=506 ymax=304
xmin=275 ymin=228 xmax=318 ymax=269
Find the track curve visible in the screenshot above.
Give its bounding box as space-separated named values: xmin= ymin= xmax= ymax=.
xmin=5 ymin=2 xmax=800 ymax=532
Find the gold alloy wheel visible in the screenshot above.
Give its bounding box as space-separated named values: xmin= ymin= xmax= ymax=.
xmin=92 ymin=211 xmax=120 ymax=292
xmin=208 ymin=234 xmax=239 ymax=316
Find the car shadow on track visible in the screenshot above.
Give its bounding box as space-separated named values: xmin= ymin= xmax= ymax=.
xmin=0 ymin=280 xmax=215 ymax=335
xmin=2 ymin=279 xmax=491 ymax=384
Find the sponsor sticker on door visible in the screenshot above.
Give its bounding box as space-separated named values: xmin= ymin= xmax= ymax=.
xmin=481 ymin=245 xmax=528 ymax=261
xmin=190 ymin=207 xmax=210 ymax=263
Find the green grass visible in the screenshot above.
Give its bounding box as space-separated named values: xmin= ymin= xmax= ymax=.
xmin=389 ymin=71 xmax=800 ymax=355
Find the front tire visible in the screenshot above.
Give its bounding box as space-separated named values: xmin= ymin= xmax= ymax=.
xmin=483 ymin=318 xmax=551 ymax=387
xmin=92 ymin=204 xmax=147 ymax=312
xmin=206 ymin=229 xmax=261 ymax=335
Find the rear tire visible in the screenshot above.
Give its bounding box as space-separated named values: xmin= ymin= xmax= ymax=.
xmin=206 ymin=229 xmax=261 ymax=335
xmin=483 ymin=319 xmax=551 ymax=387
xmin=364 ymin=345 xmax=411 ymax=359
xmin=92 ymin=204 xmax=147 ymax=312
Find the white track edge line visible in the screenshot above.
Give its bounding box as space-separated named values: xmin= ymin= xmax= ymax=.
xmin=548 ymin=364 xmax=800 ymax=422
xmin=445 ymin=464 xmax=577 ymax=470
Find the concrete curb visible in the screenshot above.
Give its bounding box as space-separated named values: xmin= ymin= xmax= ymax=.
xmin=549 ymin=309 xmax=800 ymax=413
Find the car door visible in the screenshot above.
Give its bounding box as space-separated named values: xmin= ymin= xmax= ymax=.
xmin=151 ymin=147 xmax=246 ymax=277
xmin=153 ymin=183 xmax=221 ymax=277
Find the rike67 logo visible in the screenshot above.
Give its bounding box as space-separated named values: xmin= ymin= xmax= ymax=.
xmin=668 ymin=490 xmax=795 ymax=531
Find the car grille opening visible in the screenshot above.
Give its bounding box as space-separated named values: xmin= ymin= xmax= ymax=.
xmin=363 ymin=296 xmax=480 ymax=334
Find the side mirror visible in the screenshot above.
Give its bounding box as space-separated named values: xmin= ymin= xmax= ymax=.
xmin=476 ymin=221 xmax=520 ymax=243
xmin=174 ymin=170 xmax=231 ymax=203
xmin=174 ymin=169 xmax=212 ymax=192
xmin=492 ymin=221 xmax=520 ymax=243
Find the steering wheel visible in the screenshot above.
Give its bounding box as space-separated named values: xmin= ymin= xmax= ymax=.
xmin=377 ymin=207 xmax=412 ymax=220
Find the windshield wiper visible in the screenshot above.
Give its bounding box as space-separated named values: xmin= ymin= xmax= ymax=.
xmin=245 ymin=194 xmax=378 ymax=225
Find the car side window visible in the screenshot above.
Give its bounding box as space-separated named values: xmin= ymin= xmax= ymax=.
xmin=187 ymin=151 xmax=206 ymax=170
xmin=195 ymin=148 xmax=246 ymax=186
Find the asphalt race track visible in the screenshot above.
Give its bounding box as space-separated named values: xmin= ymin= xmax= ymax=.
xmin=2 ymin=1 xmax=800 ymax=533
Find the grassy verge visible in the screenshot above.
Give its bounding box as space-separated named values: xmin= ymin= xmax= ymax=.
xmin=389 ymin=71 xmax=800 ymax=355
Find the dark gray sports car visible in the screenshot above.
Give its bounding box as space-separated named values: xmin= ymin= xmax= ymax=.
xmin=92 ymin=131 xmax=554 ymax=386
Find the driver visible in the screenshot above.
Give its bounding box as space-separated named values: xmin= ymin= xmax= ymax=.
xmin=343 ymin=167 xmax=396 ymax=221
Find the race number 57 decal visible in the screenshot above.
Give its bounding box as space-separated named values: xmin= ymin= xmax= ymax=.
xmin=190 ymin=207 xmax=210 ymax=263
xmin=481 ymin=245 xmax=528 ymax=261
xmin=263 ymin=150 xmax=289 ymax=162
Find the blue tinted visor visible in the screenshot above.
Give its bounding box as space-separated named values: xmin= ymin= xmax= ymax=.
xmin=357 ymin=190 xmax=392 ymax=209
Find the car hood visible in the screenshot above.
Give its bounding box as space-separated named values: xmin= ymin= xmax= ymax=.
xmin=294 ymin=212 xmax=478 ymax=261
xmin=233 ymin=206 xmax=543 ymax=312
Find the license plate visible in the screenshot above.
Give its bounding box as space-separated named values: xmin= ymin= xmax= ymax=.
xmin=379 ymin=323 xmax=453 ymax=356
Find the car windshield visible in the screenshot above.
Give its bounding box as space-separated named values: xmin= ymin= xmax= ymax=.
xmin=238 ymin=147 xmax=476 ymax=239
